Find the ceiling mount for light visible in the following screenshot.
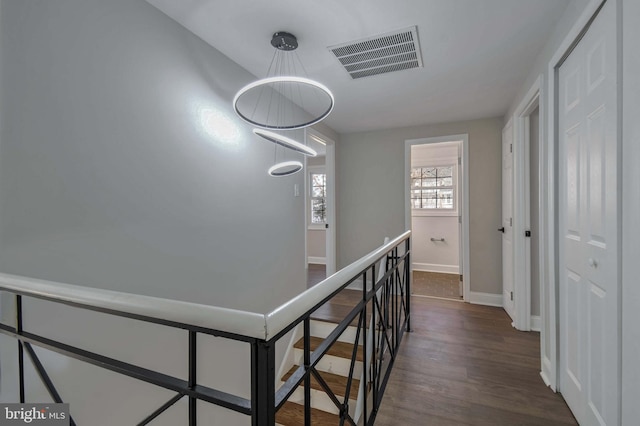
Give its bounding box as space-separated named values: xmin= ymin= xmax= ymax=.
xmin=233 ymin=32 xmax=335 ymax=131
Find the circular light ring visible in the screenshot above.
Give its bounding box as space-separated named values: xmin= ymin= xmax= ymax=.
xmin=233 ymin=76 xmax=335 ymax=130
xmin=253 ymin=129 xmax=317 ymax=157
xmin=268 ymin=161 xmax=303 ymax=177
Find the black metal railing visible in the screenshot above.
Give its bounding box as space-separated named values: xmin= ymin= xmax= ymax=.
xmin=0 ymin=231 xmax=411 ymax=425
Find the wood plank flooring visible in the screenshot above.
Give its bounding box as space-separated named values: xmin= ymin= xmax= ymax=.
xmin=375 ymin=296 xmax=577 ymax=425
xmin=304 ymin=266 xmax=574 ymax=424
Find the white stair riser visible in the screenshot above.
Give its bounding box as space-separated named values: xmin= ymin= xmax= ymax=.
xmin=293 ymin=349 xmax=363 ymax=377
xmin=281 ymin=383 xmax=357 ymax=417
xmin=309 ymin=320 xmax=362 ymax=344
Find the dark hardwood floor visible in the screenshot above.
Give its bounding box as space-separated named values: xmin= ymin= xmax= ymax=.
xmin=375 ymin=296 xmax=577 ymax=425
xmin=303 ymin=266 xmax=575 ymax=425
xmin=307 ymin=263 xmax=327 ymax=288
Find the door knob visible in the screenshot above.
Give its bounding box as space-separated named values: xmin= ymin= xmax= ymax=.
xmin=588 ymin=258 xmax=598 ymax=268
xmin=498 ymin=227 xmax=505 ymax=233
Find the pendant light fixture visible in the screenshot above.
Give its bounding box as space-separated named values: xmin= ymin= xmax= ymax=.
xmin=233 ymin=32 xmax=333 ymax=175
xmin=233 ymin=32 xmax=334 ymax=132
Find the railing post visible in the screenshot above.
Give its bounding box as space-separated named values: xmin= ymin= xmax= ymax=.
xmin=405 ymin=237 xmax=412 ymax=332
xmin=16 ymin=295 xmax=25 ymax=403
xmin=251 ymin=340 xmax=276 ymax=426
xmin=188 ymin=331 xmax=197 ymax=426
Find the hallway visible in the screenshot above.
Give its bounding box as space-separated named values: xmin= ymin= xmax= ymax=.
xmin=376 ymin=296 xmax=576 ymax=425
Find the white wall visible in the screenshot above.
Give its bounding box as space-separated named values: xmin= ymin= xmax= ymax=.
xmin=622 ymin=0 xmax=640 ymax=422
xmin=0 ymin=0 xmax=309 ymax=423
xmin=410 ymin=143 xmax=460 ymax=274
xmin=337 ymin=118 xmax=502 ymax=295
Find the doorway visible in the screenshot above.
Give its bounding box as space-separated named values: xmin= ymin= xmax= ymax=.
xmin=305 ymin=128 xmax=336 ymax=287
xmin=405 ymin=135 xmax=470 ymax=301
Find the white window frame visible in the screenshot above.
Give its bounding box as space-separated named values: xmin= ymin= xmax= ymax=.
xmin=308 ymin=165 xmax=327 ymax=230
xmin=411 ymin=158 xmax=459 ymax=217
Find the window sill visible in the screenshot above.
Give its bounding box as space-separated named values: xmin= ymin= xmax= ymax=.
xmin=308 ymin=225 xmax=327 ymax=231
xmin=411 ymin=209 xmax=458 ymax=217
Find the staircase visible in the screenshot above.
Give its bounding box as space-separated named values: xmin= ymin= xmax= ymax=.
xmin=276 ymin=316 xmax=365 ymax=426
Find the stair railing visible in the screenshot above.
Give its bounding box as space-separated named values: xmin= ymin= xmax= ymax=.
xmin=0 ymin=230 xmax=411 ymax=426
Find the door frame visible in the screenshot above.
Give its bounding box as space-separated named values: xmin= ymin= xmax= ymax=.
xmin=545 ymin=0 xmax=612 ymax=392
xmin=404 ymin=134 xmax=470 ymax=301
xmin=305 ymin=128 xmax=337 ymax=275
xmin=512 ymin=75 xmax=542 ymax=333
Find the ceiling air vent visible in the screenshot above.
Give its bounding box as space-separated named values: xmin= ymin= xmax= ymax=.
xmin=328 ymin=26 xmax=423 ymax=79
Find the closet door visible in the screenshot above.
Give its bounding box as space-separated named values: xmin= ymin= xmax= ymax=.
xmin=558 ymin=1 xmax=619 ymax=424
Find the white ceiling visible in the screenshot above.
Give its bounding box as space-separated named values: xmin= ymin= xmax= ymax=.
xmin=147 ymin=0 xmax=570 ymax=134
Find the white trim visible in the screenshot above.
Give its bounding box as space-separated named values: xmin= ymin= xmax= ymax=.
xmin=405 ymin=135 xmax=470 ymax=302
xmin=531 ymin=315 xmax=541 ymax=332
xmin=0 ymin=273 xmax=268 ymax=339
xmin=307 ymin=256 xmax=326 ymax=265
xmin=540 ymin=370 xmax=552 ymax=388
xmin=468 ymin=291 xmax=503 ymax=307
xmin=512 ymin=74 xmax=542 ymax=333
xmin=545 ymin=0 xmax=606 ymax=392
xmin=412 ymin=263 xmax=459 ymax=275
xmin=306 ymin=128 xmax=336 ymax=276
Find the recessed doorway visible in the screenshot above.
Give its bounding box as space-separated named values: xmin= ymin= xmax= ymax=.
xmin=405 ymin=135 xmax=470 ymax=302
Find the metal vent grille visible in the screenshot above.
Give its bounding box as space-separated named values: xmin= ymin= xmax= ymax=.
xmin=329 ymin=26 xmax=423 ymax=79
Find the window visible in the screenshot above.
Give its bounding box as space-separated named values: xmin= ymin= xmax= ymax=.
xmin=310 ymin=173 xmax=327 ymax=224
xmin=411 ymin=166 xmax=455 ymax=209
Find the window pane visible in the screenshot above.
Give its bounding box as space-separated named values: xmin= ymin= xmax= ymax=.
xmin=439 ymin=177 xmax=453 ymax=187
xmin=423 ymin=189 xmax=437 ymax=199
xmin=411 ymin=198 xmax=422 ymax=209
xmin=423 ymin=167 xmax=436 ymax=178
xmin=311 ymin=211 xmax=325 ymax=224
xmin=311 ymin=197 xmax=326 ymax=223
xmin=411 ymin=178 xmax=422 ymax=188
xmin=312 ymin=186 xmax=324 ymax=197
xmin=423 ymin=177 xmax=437 ymax=187
xmin=424 ymin=198 xmax=437 ymax=209
xmin=439 ymin=189 xmax=454 ymax=208
xmin=437 ymin=166 xmax=452 ymax=177
xmin=410 ymin=168 xmax=421 ymax=179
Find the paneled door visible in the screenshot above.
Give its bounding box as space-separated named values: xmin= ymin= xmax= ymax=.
xmin=558 ymin=1 xmax=619 ymax=424
xmin=502 ymin=120 xmax=515 ymax=321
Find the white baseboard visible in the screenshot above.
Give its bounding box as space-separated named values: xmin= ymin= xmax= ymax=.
xmin=530 ymin=315 xmax=541 ymax=332
xmin=412 ymin=262 xmax=459 ymax=274
xmin=308 ymin=256 xmax=326 ymax=265
xmin=468 ymin=291 xmax=503 ymax=307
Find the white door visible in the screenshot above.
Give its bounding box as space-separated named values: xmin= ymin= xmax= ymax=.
xmin=558 ymin=1 xmax=619 ymax=424
xmin=502 ymin=121 xmax=515 ymax=320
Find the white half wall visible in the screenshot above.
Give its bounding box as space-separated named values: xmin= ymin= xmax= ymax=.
xmin=411 ymin=216 xmax=459 ymax=274
xmin=0 ymin=0 xmax=308 ymax=423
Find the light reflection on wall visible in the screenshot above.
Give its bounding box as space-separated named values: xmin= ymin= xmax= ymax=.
xmin=198 ymin=107 xmax=242 ymax=150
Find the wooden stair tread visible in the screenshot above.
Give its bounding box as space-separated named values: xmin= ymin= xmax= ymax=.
xmin=276 ymin=401 xmax=340 ymax=426
xmin=281 ymin=366 xmax=360 ymax=399
xmin=294 ymin=336 xmax=364 ymax=362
